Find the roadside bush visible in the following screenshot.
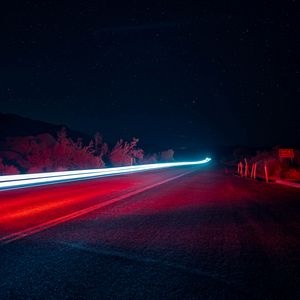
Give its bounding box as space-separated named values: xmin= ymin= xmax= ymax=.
xmin=109 ymin=137 xmax=144 ymax=166
xmin=0 ymin=129 xmax=157 ymax=173
xmin=142 ymin=153 xmax=158 ymax=164
xmin=2 ymin=129 xmax=105 ymax=172
xmin=0 ymin=158 xmax=20 ymax=175
xmin=160 ymin=149 xmax=175 ymax=162
xmin=284 ymin=168 xmax=300 ymax=180
xmin=246 ymin=147 xmax=300 ymax=180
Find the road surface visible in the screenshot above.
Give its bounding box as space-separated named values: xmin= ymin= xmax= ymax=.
xmin=0 ymin=165 xmax=299 ymax=299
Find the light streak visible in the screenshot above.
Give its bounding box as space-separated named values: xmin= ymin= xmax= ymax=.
xmin=0 ymin=171 xmax=191 ymax=244
xmin=0 ymin=165 xmax=145 ymax=182
xmin=0 ymin=158 xmax=211 ymax=190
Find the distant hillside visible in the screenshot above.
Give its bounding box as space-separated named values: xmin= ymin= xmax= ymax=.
xmin=0 ymin=113 xmax=269 ymax=163
xmin=0 ymin=113 xmax=92 ymax=142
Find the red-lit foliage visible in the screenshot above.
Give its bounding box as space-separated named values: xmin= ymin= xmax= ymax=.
xmin=250 ymin=148 xmax=300 ymax=180
xmin=109 ymin=137 xmax=144 ymax=166
xmin=0 ymin=158 xmax=20 ymax=175
xmin=2 ymin=129 xmax=105 ymax=173
xmin=160 ymin=149 xmax=175 ymax=162
xmin=142 ymin=153 xmax=158 ymax=164
xmin=234 ymin=147 xmax=300 ymax=181
xmin=0 ymin=129 xmax=173 ymax=174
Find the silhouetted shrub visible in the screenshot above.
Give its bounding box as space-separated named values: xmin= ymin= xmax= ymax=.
xmin=160 ymin=149 xmax=175 ymax=162
xmin=0 ymin=158 xmax=19 ymax=175
xmin=109 ymin=137 xmax=144 ymax=166
xmin=2 ymin=128 xmax=105 ymax=172
xmin=248 ymin=147 xmax=300 ymax=180
xmin=142 ymin=153 xmax=158 ymax=164
xmin=0 ymin=129 xmax=159 ymax=174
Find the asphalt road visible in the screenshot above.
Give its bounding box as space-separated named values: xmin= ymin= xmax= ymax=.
xmin=0 ymin=166 xmax=299 ymax=299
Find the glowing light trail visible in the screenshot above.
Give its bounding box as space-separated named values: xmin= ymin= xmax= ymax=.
xmin=0 ymin=165 xmax=149 ymax=182
xmin=0 ymin=158 xmax=211 ymax=190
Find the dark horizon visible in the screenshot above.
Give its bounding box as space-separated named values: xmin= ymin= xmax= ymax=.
xmin=1 ymin=1 xmax=299 ymax=149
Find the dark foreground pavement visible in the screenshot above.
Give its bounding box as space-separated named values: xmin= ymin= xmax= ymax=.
xmin=0 ymin=167 xmax=300 ymax=299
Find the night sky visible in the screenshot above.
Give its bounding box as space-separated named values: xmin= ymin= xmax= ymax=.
xmin=1 ymin=1 xmax=299 ymax=150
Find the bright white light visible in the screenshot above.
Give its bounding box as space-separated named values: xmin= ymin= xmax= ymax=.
xmin=0 ymin=158 xmax=211 ymax=190
xmin=0 ymin=165 xmax=145 ymax=182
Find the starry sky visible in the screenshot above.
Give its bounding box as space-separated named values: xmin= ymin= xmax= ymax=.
xmin=1 ymin=0 xmax=299 ymax=151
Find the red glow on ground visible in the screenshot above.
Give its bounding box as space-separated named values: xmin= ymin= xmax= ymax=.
xmin=1 ymin=167 xmax=299 ymax=257
xmin=0 ymin=168 xmax=190 ymax=238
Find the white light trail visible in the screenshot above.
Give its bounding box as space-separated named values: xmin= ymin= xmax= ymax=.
xmin=0 ymin=158 xmax=211 ymax=190
xmin=0 ymin=165 xmax=145 ymax=182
